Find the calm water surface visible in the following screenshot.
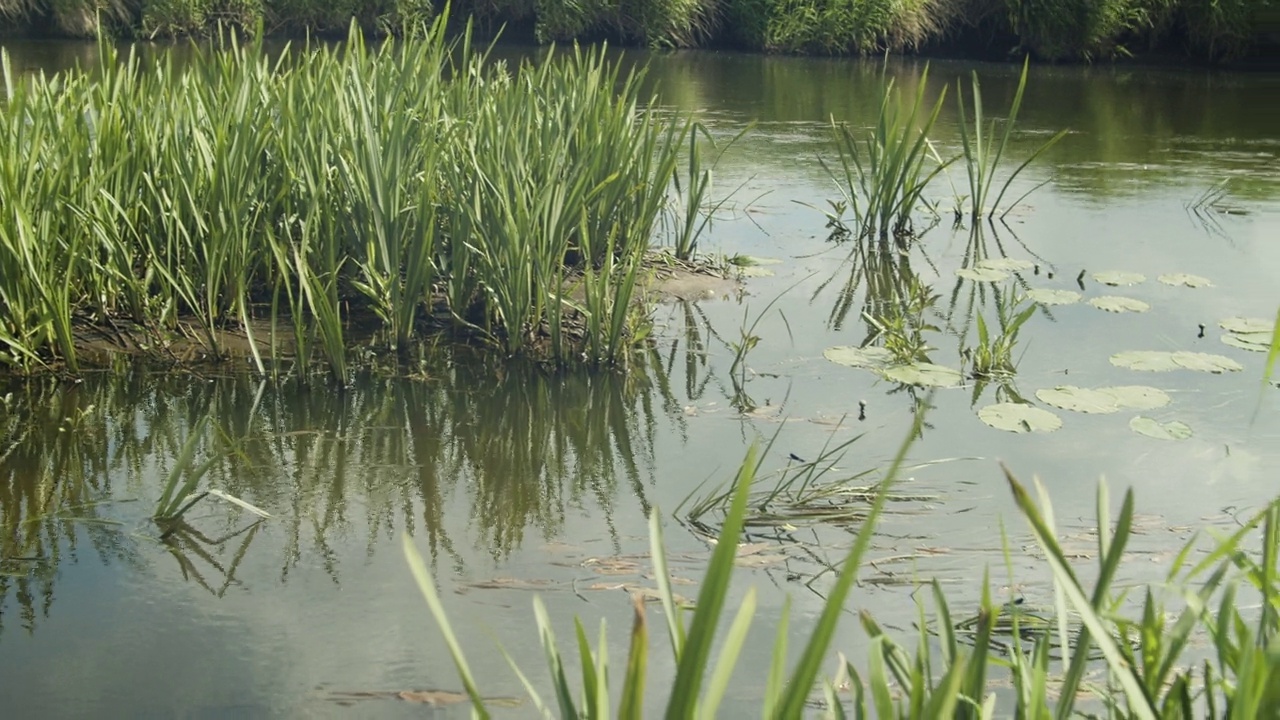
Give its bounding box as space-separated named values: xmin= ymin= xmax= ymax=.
xmin=1 ymin=42 xmax=1278 ymax=717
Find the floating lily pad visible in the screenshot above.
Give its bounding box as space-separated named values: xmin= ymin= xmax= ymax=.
xmin=977 ymin=258 xmax=1035 ymax=273
xmin=1158 ymin=273 xmax=1212 ymax=288
xmin=1096 ymin=385 xmax=1171 ymax=410
xmin=1092 ymin=271 xmax=1146 ymax=286
xmin=1221 ymin=333 xmax=1271 ymax=352
xmin=1111 ymin=350 xmax=1243 ymax=373
xmin=956 ymin=267 xmax=1009 ymax=282
xmin=1035 ymin=386 xmax=1121 ymax=414
xmin=823 ymin=345 xmax=896 ymax=370
xmin=978 ymin=403 xmax=1062 ymax=433
xmin=737 ymin=266 xmax=775 ymax=278
xmin=1219 ymin=317 xmax=1273 ymax=334
xmin=1170 ymin=351 xmax=1242 ymax=373
xmin=1110 ymin=351 xmax=1181 ymax=372
xmin=1130 ymin=416 xmax=1192 ymax=441
xmin=1026 ymin=288 xmax=1081 ymax=306
xmin=881 ymin=363 xmax=964 ymax=388
xmin=1088 ymin=296 xmax=1150 ymax=313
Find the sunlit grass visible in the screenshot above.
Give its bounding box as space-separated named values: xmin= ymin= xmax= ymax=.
xmin=0 ymin=12 xmax=699 ymax=377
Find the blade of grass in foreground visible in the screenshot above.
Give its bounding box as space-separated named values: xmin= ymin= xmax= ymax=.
xmin=772 ymin=407 xmax=927 ymax=718
xmin=402 ymin=535 xmax=492 ymax=720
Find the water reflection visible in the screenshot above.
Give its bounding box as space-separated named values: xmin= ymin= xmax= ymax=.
xmin=0 ymin=351 xmax=675 ymax=638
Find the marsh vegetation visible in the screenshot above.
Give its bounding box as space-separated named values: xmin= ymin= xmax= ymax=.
xmin=0 ymin=15 xmax=716 ymax=377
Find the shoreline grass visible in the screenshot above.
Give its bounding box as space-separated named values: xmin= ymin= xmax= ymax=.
xmin=0 ymin=11 xmax=707 ymax=378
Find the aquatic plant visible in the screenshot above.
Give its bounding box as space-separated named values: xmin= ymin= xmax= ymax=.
xmin=954 ymin=58 xmax=1068 ymax=222
xmin=405 ymin=427 xmax=1280 ymax=717
xmin=821 ymin=67 xmax=951 ymax=241
xmin=965 ymin=290 xmax=1036 ymax=379
xmin=0 ymin=10 xmax=697 ymax=377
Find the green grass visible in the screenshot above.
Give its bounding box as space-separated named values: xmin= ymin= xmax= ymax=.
xmin=0 ymin=11 xmax=699 ymax=377
xmin=820 ymin=66 xmax=951 ymax=242
xmin=405 ymin=419 xmax=1280 ymax=717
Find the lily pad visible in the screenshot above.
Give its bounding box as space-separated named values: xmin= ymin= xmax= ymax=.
xmin=1088 ymin=296 xmax=1150 ymax=313
xmin=977 ymin=258 xmax=1035 ymax=273
xmin=1112 ymin=350 xmax=1243 ymax=373
xmin=881 ymin=363 xmax=964 ymax=388
xmin=824 ymin=345 xmax=896 ymax=370
xmin=737 ymin=266 xmax=775 ymax=278
xmin=1092 ymin=271 xmax=1146 ymax=287
xmin=956 ymin=267 xmax=1009 ymax=282
xmin=1158 ymin=273 xmax=1212 ymax=288
xmin=1130 ymin=416 xmax=1192 ymax=441
xmin=1096 ymin=385 xmax=1171 ymax=411
xmin=1221 ymin=333 xmax=1271 ymax=352
xmin=978 ymin=403 xmax=1063 ymax=434
xmin=1170 ymin=351 xmax=1242 ymax=373
xmin=1110 ymin=351 xmax=1181 ymax=372
xmin=1035 ymin=386 xmax=1121 ymax=414
xmin=1026 ymin=288 xmax=1082 ymax=306
xmin=1219 ymin=317 xmax=1273 ymax=334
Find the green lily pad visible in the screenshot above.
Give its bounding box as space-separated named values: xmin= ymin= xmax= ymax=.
xmin=1035 ymin=386 xmax=1121 ymax=414
xmin=1130 ymin=416 xmax=1192 ymax=441
xmin=1096 ymin=385 xmax=1171 ymax=410
xmin=1112 ymin=350 xmax=1243 ymax=373
xmin=976 ymin=258 xmax=1035 ymax=273
xmin=1219 ymin=317 xmax=1273 ymax=334
xmin=978 ymin=403 xmax=1063 ymax=433
xmin=1092 ymin=271 xmax=1146 ymax=287
xmin=737 ymin=266 xmax=775 ymax=278
xmin=1110 ymin=351 xmax=1181 ymax=372
xmin=957 ymin=267 xmax=1009 ymax=282
xmin=1026 ymin=288 xmax=1081 ymax=306
xmin=1088 ymin=296 xmax=1150 ymax=313
xmin=824 ymin=345 xmax=896 ymax=370
xmin=1158 ymin=273 xmax=1213 ymax=288
xmin=1221 ymin=333 xmax=1271 ymax=352
xmin=1170 ymin=351 xmax=1242 ymax=373
xmin=881 ymin=363 xmax=964 ymax=388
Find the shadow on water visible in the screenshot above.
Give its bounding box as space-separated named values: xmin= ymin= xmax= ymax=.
xmin=0 ymin=349 xmax=681 ymax=639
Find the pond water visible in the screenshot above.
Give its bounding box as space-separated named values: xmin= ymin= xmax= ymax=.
xmin=1 ymin=41 xmax=1278 ymax=717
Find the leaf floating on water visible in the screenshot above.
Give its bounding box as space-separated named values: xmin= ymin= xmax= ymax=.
xmin=976 ymin=258 xmax=1035 ymax=273
xmin=1092 ymin=271 xmax=1146 ymax=286
xmin=1130 ymin=416 xmax=1192 ymax=441
xmin=1026 ymin=288 xmax=1081 ymax=306
xmin=881 ymin=363 xmax=964 ymax=388
xmin=397 ymin=690 xmax=470 ymax=706
xmin=823 ymin=345 xmax=896 ymax=370
xmin=956 ymin=267 xmax=1009 ymax=282
xmin=737 ymin=266 xmax=775 ymax=278
xmin=1088 ymin=296 xmax=1150 ymax=314
xmin=1219 ymin=317 xmax=1272 ymax=334
xmin=1221 ymin=333 xmax=1270 ymax=352
xmin=978 ymin=403 xmax=1063 ymax=433
xmin=1158 ymin=273 xmax=1213 ymax=288
xmin=728 ymin=255 xmax=782 ymax=266
xmin=1110 ymin=351 xmax=1181 ymax=372
xmin=1096 ymin=385 xmax=1171 ymax=410
xmin=1170 ymin=351 xmax=1242 ymax=373
xmin=1035 ymin=386 xmax=1121 ymax=414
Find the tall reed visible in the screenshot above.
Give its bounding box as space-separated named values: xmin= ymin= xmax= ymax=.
xmin=821 ymin=67 xmax=950 ymax=241
xmin=0 ymin=10 xmax=695 ymax=376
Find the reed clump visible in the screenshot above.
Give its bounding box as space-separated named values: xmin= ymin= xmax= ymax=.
xmin=0 ymin=12 xmax=702 ymax=377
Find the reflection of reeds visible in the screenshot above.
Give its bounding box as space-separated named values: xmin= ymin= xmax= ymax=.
xmin=0 ymin=348 xmax=670 ymax=621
